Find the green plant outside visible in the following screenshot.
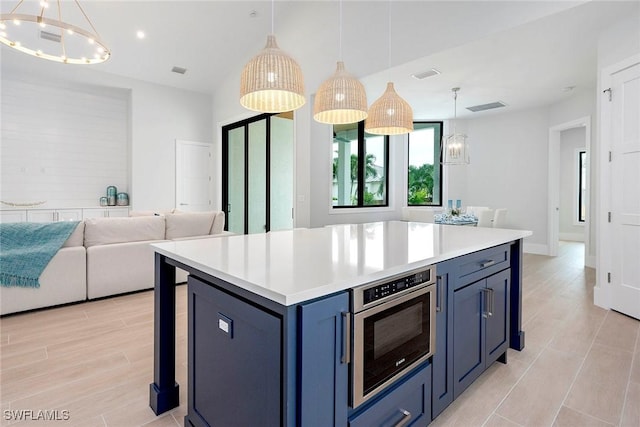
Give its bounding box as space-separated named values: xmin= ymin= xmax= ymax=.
xmin=408 ymin=163 xmax=435 ymax=205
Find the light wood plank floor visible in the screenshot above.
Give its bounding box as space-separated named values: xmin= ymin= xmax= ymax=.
xmin=1 ymin=242 xmax=638 ymax=426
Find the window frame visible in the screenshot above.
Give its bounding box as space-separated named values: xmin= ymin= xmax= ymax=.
xmin=407 ymin=121 xmax=444 ymax=207
xmin=577 ymin=149 xmax=587 ymax=223
xmin=332 ymin=121 xmax=390 ymax=209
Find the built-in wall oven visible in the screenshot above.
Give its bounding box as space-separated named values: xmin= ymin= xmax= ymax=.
xmin=351 ymin=265 xmax=437 ymax=408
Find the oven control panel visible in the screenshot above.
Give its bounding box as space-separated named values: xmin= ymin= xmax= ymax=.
xmin=354 ymin=265 xmax=436 ymax=311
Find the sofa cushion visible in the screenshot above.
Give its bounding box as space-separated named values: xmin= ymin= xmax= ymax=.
xmin=165 ymin=212 xmax=216 ymax=239
xmin=84 ymin=216 xmax=165 ymax=247
xmin=210 ymin=211 xmax=226 ymax=235
xmin=62 ymin=222 xmax=85 ymax=248
xmin=128 ymin=210 xmax=172 ymax=217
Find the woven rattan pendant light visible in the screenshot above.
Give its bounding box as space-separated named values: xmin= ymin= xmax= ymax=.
xmin=313 ymin=1 xmax=367 ymax=124
xmin=364 ymin=2 xmax=413 ymax=135
xmin=240 ymin=1 xmax=305 ymax=113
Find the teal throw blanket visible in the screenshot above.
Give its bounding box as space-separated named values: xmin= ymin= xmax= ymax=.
xmin=0 ymin=221 xmax=80 ymax=288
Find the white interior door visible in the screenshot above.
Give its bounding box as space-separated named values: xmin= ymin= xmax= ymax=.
xmin=176 ymin=140 xmax=212 ymax=212
xmin=610 ymin=63 xmax=640 ymax=320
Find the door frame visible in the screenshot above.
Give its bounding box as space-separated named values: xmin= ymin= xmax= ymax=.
xmin=221 ymin=113 xmax=274 ymax=234
xmin=595 ymin=53 xmax=640 ymax=311
xmin=547 ymin=116 xmax=591 ymax=265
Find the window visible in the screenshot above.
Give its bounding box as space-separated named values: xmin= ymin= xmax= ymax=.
xmin=408 ymin=122 xmax=443 ymax=206
xmin=578 ymin=150 xmax=586 ymax=222
xmin=333 ymin=121 xmax=389 ymax=207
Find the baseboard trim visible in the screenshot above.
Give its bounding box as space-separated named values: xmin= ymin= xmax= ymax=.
xmin=523 ymin=243 xmax=548 ymax=255
xmin=593 ymin=284 xmax=610 ymax=310
xmin=559 ymin=233 xmax=585 ymax=242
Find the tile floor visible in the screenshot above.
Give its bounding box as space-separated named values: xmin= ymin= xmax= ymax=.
xmin=0 ymin=241 xmax=638 ymax=426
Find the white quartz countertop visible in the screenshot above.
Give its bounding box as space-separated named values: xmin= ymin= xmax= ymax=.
xmin=152 ymin=221 xmax=532 ymax=306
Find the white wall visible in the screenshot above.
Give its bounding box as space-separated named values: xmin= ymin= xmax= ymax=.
xmin=129 ymin=81 xmax=212 ymax=211
xmin=559 ymin=127 xmax=586 ymax=241
xmin=1 ymin=52 xmax=213 ymax=212
xmin=1 ymin=78 xmax=129 ymax=209
xmin=462 ymin=108 xmax=549 ymax=252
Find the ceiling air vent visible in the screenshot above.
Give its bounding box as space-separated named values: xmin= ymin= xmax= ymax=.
xmin=466 ymin=101 xmax=507 ymax=112
xmin=411 ymin=68 xmax=441 ymax=80
xmin=40 ymin=30 xmax=62 ymax=43
xmin=171 ymin=66 xmax=188 ymax=75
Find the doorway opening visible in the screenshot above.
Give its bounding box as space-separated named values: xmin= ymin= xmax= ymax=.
xmin=547 ymin=116 xmax=592 ymax=267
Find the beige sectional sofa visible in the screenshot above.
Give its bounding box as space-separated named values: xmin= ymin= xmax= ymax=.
xmin=0 ymin=211 xmax=227 ymax=315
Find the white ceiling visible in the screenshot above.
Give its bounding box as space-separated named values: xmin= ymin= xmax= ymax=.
xmin=1 ymin=0 xmax=638 ymax=120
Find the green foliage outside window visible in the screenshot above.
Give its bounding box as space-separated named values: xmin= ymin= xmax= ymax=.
xmin=408 ymin=164 xmax=434 ymax=204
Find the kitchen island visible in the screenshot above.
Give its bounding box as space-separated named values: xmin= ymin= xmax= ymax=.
xmin=149 ymin=221 xmax=532 ymax=426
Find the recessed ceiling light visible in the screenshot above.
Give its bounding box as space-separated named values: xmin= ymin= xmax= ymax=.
xmin=136 ymin=30 xmax=145 ymax=39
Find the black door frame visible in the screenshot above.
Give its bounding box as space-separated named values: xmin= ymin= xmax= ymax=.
xmin=222 ymin=113 xmax=274 ymax=234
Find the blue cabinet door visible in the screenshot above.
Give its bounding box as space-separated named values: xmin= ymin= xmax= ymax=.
xmin=349 ymin=364 xmax=431 ymax=427
xmin=452 ymin=269 xmax=510 ymax=399
xmin=187 ymin=276 xmax=281 ymax=427
xmin=452 ymin=280 xmax=485 ymax=399
xmin=485 ymin=269 xmax=510 ymax=365
xmin=432 ymin=260 xmax=454 ymax=418
xmin=298 ymin=292 xmax=350 ymax=427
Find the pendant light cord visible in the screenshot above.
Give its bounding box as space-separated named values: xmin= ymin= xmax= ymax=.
xmin=338 ymin=0 xmax=343 ymax=60
xmin=452 ymin=89 xmax=459 ymax=134
xmin=387 ymin=0 xmax=391 ymax=70
xmin=271 ymin=0 xmax=274 ymax=34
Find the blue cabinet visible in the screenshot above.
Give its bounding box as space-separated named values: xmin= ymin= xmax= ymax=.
xmin=431 ymin=259 xmax=454 ymax=418
xmin=186 ymin=276 xmax=281 ymax=427
xmin=298 ymin=293 xmax=350 ymax=427
xmin=453 ymin=269 xmax=510 ymax=398
xmin=349 ymin=364 xmax=431 ymax=427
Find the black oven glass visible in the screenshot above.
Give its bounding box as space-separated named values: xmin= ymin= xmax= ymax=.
xmin=362 ymin=291 xmax=431 ymax=395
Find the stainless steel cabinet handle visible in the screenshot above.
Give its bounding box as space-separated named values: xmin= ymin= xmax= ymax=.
xmin=179 ymin=203 xmax=189 ymax=206
xmin=482 ymin=288 xmax=489 ymax=318
xmin=393 ymin=409 xmax=412 ymax=427
xmin=436 ymin=275 xmax=444 ymax=312
xmin=487 ymin=288 xmax=494 ymax=317
xmin=341 ymin=312 xmax=351 ymax=364
xmin=480 ymin=260 xmax=495 ymax=268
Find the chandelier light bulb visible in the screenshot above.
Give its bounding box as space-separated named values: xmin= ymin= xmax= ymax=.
xmin=0 ymin=0 xmax=111 ymax=65
xmin=442 ymin=87 xmax=470 ymax=165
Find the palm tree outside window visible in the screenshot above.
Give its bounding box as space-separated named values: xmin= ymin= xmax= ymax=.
xmin=408 ymin=122 xmax=443 ymax=207
xmin=333 ymin=121 xmax=389 ymax=207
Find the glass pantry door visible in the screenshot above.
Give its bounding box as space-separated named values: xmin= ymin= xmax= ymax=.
xmin=222 ymin=113 xmax=294 ymax=234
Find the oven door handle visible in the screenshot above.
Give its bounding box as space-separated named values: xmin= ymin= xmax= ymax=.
xmin=341 ymin=311 xmax=351 ymax=364
xmin=393 ymin=409 xmax=412 ymax=427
